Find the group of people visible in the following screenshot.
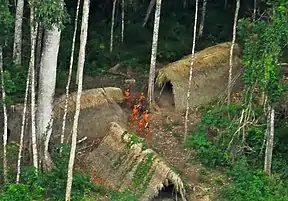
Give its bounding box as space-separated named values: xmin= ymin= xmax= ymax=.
xmin=123 ymin=88 xmax=150 ymax=142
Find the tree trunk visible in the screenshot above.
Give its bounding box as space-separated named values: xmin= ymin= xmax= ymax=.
xmin=36 ymin=25 xmax=43 ymax=91
xmin=121 ymin=0 xmax=124 ymax=43
xmin=227 ymin=0 xmax=240 ymax=105
xmin=16 ymin=57 xmax=31 ymax=183
xmin=253 ymin=0 xmax=257 ymax=21
xmin=198 ymin=0 xmax=207 ymax=37
xmin=65 ymin=0 xmax=90 ymax=199
xmin=61 ymin=0 xmax=81 ymax=151
xmin=184 ymin=0 xmax=199 ymax=141
xmin=224 ymin=0 xmax=227 ymax=8
xmin=148 ymin=0 xmax=162 ymax=110
xmin=0 ymin=47 xmax=8 ymax=183
xmin=110 ymin=0 xmax=117 ymax=52
xmin=13 ymin=0 xmax=24 ymax=67
xmin=29 ymin=2 xmax=39 ymax=171
xmin=264 ymin=105 xmax=275 ymax=176
xmin=36 ymin=25 xmax=61 ymax=170
xmin=142 ymin=0 xmax=156 ymax=27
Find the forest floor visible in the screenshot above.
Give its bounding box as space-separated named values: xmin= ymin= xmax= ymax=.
xmin=70 ymin=68 xmax=231 ymax=201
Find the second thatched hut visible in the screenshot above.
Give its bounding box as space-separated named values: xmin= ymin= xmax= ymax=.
xmin=156 ymin=42 xmax=242 ymax=111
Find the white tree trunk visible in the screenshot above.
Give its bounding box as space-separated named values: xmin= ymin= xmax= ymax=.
xmin=29 ymin=3 xmax=39 ymax=171
xmin=264 ymin=105 xmax=275 ymax=176
xmin=110 ymin=0 xmax=117 ymax=52
xmin=227 ymin=0 xmax=240 ymax=105
xmin=121 ymin=0 xmax=124 ymax=43
xmin=65 ymin=0 xmax=90 ymax=199
xmin=16 ymin=60 xmax=31 ymax=183
xmin=36 ymin=25 xmax=61 ymax=170
xmin=13 ymin=0 xmax=24 ymax=67
xmin=0 ymin=47 xmax=8 ymax=183
xmin=184 ymin=0 xmax=199 ymax=140
xmin=224 ymin=0 xmax=227 ymax=8
xmin=198 ymin=0 xmax=207 ymax=37
xmin=253 ymin=0 xmax=257 ymax=21
xmin=61 ymin=0 xmax=81 ymax=152
xmin=142 ymin=0 xmax=156 ymax=27
xmin=147 ymin=0 xmax=162 ymax=109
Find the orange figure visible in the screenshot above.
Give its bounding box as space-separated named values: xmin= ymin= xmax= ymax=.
xmin=138 ymin=92 xmax=146 ymax=111
xmin=132 ymin=105 xmax=139 ymax=120
xmin=124 ymin=88 xmax=131 ymax=107
xmin=143 ymin=110 xmax=150 ymax=124
xmin=130 ymin=96 xmax=137 ymax=109
xmin=137 ymin=119 xmax=144 ymax=136
xmin=145 ymin=122 xmax=149 ymax=142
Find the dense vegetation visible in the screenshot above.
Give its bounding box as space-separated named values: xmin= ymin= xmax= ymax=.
xmin=0 ymin=0 xmax=288 ymax=200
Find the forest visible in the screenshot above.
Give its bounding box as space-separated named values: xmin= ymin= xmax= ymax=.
xmin=0 ymin=0 xmax=288 ymax=200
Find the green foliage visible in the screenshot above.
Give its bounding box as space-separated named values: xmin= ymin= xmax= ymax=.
xmin=219 ymin=158 xmax=288 ymax=201
xmin=35 ymin=0 xmax=70 ymax=29
xmin=109 ymin=189 xmax=139 ymax=201
xmin=0 ymin=0 xmax=13 ymax=46
xmin=125 ymin=132 xmax=147 ymax=150
xmin=0 ymin=184 xmax=36 ymax=201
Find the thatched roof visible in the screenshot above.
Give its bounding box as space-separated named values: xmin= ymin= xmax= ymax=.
xmin=84 ymin=122 xmax=187 ymax=201
xmin=155 ymin=42 xmax=242 ymax=111
xmin=5 ymin=87 xmax=127 ymax=143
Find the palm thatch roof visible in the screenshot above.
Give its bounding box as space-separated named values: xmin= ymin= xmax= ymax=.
xmin=5 ymin=87 xmax=127 ymax=143
xmin=156 ymin=42 xmax=242 ymax=111
xmin=84 ymin=122 xmax=187 ymax=201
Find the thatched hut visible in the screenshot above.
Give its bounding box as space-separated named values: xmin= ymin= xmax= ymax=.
xmin=156 ymin=42 xmax=242 ymax=111
xmin=84 ymin=122 xmax=187 ymax=201
xmin=5 ymin=87 xmax=127 ymax=144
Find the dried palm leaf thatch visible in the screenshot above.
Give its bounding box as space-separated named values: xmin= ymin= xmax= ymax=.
xmin=84 ymin=122 xmax=187 ymax=201
xmin=155 ymin=42 xmax=242 ymax=111
xmin=5 ymin=87 xmax=127 ymax=144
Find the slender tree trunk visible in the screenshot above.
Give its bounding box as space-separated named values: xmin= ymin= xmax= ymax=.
xmin=110 ymin=0 xmax=117 ymax=52
xmin=65 ymin=0 xmax=90 ymax=199
xmin=227 ymin=0 xmax=240 ymax=105
xmin=198 ymin=0 xmax=207 ymax=37
xmin=29 ymin=2 xmax=39 ymax=171
xmin=36 ymin=25 xmax=43 ymax=91
xmin=224 ymin=0 xmax=227 ymax=8
xmin=36 ymin=26 xmax=61 ymax=171
xmin=121 ymin=0 xmax=124 ymax=43
xmin=184 ymin=0 xmax=199 ymax=141
xmin=0 ymin=47 xmax=8 ymax=183
xmin=142 ymin=0 xmax=156 ymax=27
xmin=264 ymin=105 xmax=274 ymax=176
xmin=61 ymin=0 xmax=81 ymax=152
xmin=253 ymin=0 xmax=257 ymax=21
xmin=13 ymin=0 xmax=24 ymax=67
xmin=16 ymin=61 xmax=31 ymax=183
xmin=148 ymin=0 xmax=162 ymax=110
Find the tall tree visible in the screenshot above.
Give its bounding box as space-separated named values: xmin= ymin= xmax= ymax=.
xmin=198 ymin=0 xmax=207 ymax=37
xmin=121 ymin=0 xmax=124 ymax=43
xmin=110 ymin=0 xmax=117 ymax=52
xmin=13 ymin=0 xmax=24 ymax=67
xmin=227 ymin=0 xmax=240 ymax=105
xmin=65 ymin=0 xmax=90 ymax=199
xmin=142 ymin=0 xmax=156 ymax=27
xmin=253 ymin=0 xmax=257 ymax=21
xmin=147 ymin=0 xmax=162 ymax=110
xmin=36 ymin=0 xmax=63 ymax=170
xmin=61 ymin=0 xmax=81 ymax=152
xmin=184 ymin=0 xmax=199 ymax=140
xmin=29 ymin=0 xmax=39 ymax=171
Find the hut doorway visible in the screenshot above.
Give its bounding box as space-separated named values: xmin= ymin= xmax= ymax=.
xmin=156 ymin=81 xmax=175 ymax=109
xmin=152 ymin=181 xmax=181 ymax=201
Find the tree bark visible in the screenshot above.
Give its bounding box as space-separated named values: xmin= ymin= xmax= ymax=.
xmin=184 ymin=0 xmax=199 ymax=141
xmin=65 ymin=0 xmax=90 ymax=199
xmin=13 ymin=0 xmax=24 ymax=67
xmin=198 ymin=0 xmax=207 ymax=37
xmin=121 ymin=0 xmax=124 ymax=43
xmin=36 ymin=26 xmax=61 ymax=170
xmin=29 ymin=1 xmax=39 ymax=171
xmin=110 ymin=0 xmax=117 ymax=52
xmin=264 ymin=105 xmax=275 ymax=176
xmin=36 ymin=25 xmax=43 ymax=91
xmin=142 ymin=0 xmax=156 ymax=27
xmin=0 ymin=47 xmax=8 ymax=183
xmin=148 ymin=0 xmax=162 ymax=110
xmin=227 ymin=0 xmax=240 ymax=105
xmin=61 ymin=0 xmax=81 ymax=152
xmin=253 ymin=0 xmax=257 ymax=21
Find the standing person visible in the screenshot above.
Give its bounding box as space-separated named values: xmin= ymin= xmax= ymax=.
xmin=123 ymin=88 xmax=131 ymax=108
